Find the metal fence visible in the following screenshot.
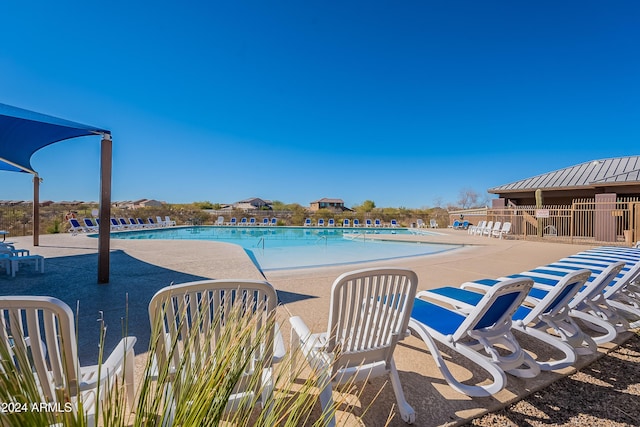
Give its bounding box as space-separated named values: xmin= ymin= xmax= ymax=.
xmin=487 ymin=197 xmax=640 ymax=246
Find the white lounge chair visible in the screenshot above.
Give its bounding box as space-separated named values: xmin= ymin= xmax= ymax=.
xmin=290 ymin=268 xmax=418 ymax=425
xmin=148 ymin=279 xmax=284 ymax=422
xmin=216 ymin=216 xmax=225 ymax=226
xmin=0 ymin=246 xmax=44 ymax=277
xmin=429 ymin=219 xmax=438 ymax=228
xmin=0 ymin=296 xmax=136 ymax=426
xmin=492 ymin=222 xmax=511 ymax=239
xmin=480 ymin=221 xmax=494 ymax=237
xmin=164 ymin=216 xmax=177 ymax=226
xmin=408 ymin=277 xmax=534 ymax=397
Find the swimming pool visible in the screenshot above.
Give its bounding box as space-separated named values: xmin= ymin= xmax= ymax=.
xmin=109 ymin=226 xmax=460 ymax=270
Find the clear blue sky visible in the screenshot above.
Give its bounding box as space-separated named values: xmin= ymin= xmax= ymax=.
xmin=1 ymin=1 xmax=638 ymax=208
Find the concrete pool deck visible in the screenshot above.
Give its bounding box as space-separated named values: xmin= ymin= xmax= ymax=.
xmin=0 ymin=229 xmax=635 ymax=426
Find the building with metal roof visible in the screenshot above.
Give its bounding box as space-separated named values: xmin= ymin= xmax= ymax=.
xmin=489 ymin=155 xmax=640 ymax=205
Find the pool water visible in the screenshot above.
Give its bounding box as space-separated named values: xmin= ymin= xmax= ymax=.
xmin=110 ymin=226 xmax=459 ymax=270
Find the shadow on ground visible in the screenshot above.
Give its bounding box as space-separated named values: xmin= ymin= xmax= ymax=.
xmin=0 ymin=250 xmax=315 ymax=364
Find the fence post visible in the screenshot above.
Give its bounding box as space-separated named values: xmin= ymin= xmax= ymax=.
xmin=570 ymin=202 xmax=575 ymax=244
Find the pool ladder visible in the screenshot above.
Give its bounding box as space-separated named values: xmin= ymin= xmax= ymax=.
xmin=256 ymin=237 xmax=265 ymax=250
xmin=315 ymin=235 xmax=328 ymax=246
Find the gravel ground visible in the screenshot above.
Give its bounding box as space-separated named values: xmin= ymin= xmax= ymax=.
xmin=465 ymin=332 xmax=640 ymax=427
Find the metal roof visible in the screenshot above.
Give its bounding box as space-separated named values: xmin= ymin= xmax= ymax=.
xmin=489 ymin=156 xmax=640 ymax=193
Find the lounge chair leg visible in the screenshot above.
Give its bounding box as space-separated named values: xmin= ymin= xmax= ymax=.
xmin=408 ymin=320 xmax=506 ymax=397
xmin=570 ymin=309 xmax=617 ymax=345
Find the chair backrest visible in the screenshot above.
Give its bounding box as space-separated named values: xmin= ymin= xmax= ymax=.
xmin=240 ymin=217 xmax=247 ymax=224
xmin=119 ymin=218 xmax=128 ymax=225
xmin=429 ymin=219 xmax=436 ymax=227
xmin=270 ymin=218 xmax=277 ymax=225
xmin=0 ymin=296 xmax=79 ymax=402
xmin=325 ymin=268 xmax=418 ymax=374
xmin=501 ymin=222 xmax=511 ymax=233
xmin=69 ymin=218 xmax=82 ymax=228
xmin=492 ymin=221 xmax=502 ymax=231
xmin=83 ymin=218 xmax=94 ymax=227
xmin=304 ymin=218 xmax=311 ymax=225
xmin=129 ymin=218 xmax=137 ymax=226
xmin=454 ymin=277 xmax=532 ymax=341
xmin=262 ymin=218 xmax=269 ymax=225
xmin=517 ymin=269 xmax=591 ymax=324
xmin=148 ymin=279 xmax=279 ymax=399
xmin=111 ymin=218 xmax=120 ymax=226
xmin=148 ymin=217 xmax=156 ymax=225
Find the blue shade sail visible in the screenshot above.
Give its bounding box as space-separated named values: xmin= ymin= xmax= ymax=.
xmin=0 ymin=103 xmax=109 ymax=173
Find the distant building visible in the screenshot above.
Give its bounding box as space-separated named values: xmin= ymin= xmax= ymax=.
xmin=309 ymin=198 xmax=348 ymax=212
xmin=227 ymin=197 xmax=273 ymax=211
xmin=489 ymin=155 xmax=640 ymax=206
xmin=114 ymin=199 xmax=165 ymax=209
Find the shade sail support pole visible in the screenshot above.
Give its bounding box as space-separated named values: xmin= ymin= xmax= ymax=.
xmin=33 ymin=174 xmax=41 ymax=246
xmin=98 ymin=133 xmax=112 ymax=284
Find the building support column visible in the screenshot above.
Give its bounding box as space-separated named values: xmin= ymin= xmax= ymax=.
xmin=33 ymin=174 xmax=40 ymax=246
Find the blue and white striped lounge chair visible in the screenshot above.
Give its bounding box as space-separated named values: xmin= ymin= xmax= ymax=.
xmin=390 ymin=219 xmax=398 ymax=227
xmin=317 ymin=218 xmax=325 ymax=227
xmin=262 ymin=217 xmax=269 ymax=226
xmin=328 ymin=218 xmax=335 ymax=227
xmin=68 ymin=218 xmax=86 ymax=235
xmin=353 ymin=219 xmax=361 ymax=227
xmin=110 ymin=218 xmax=124 ymax=230
xmin=227 ymin=217 xmax=237 ymax=226
xmin=374 ymin=219 xmax=382 ymax=227
xmin=459 ymin=269 xmax=593 ymax=369
xmin=270 ymin=217 xmax=277 ymax=226
xmin=239 ymin=217 xmax=248 ymax=226
xmin=304 ymin=218 xmax=312 ymax=226
xmin=343 ymin=218 xmax=350 ymax=227
xmin=249 ymin=217 xmax=257 ymax=226
xmin=408 ymin=277 xmax=534 ymax=397
xmin=83 ymin=218 xmax=99 ymax=232
xmin=365 ymin=219 xmax=373 ymax=227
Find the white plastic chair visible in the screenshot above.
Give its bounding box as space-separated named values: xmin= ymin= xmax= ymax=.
xmin=148 ymin=279 xmax=284 ymax=420
xmin=0 ymin=296 xmax=136 ymax=426
xmin=290 ymin=268 xmax=418 ymax=425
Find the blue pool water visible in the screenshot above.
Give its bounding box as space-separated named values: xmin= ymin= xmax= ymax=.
xmin=110 ymin=226 xmax=459 ymax=270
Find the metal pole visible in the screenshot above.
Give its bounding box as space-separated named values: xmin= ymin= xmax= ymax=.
xmin=33 ymin=174 xmax=40 ymax=246
xmin=98 ymin=134 xmax=112 ymax=284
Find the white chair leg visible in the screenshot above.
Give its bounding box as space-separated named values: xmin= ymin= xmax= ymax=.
xmin=389 ymin=358 xmax=415 ymax=424
xmin=318 ymin=371 xmax=336 ymax=427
